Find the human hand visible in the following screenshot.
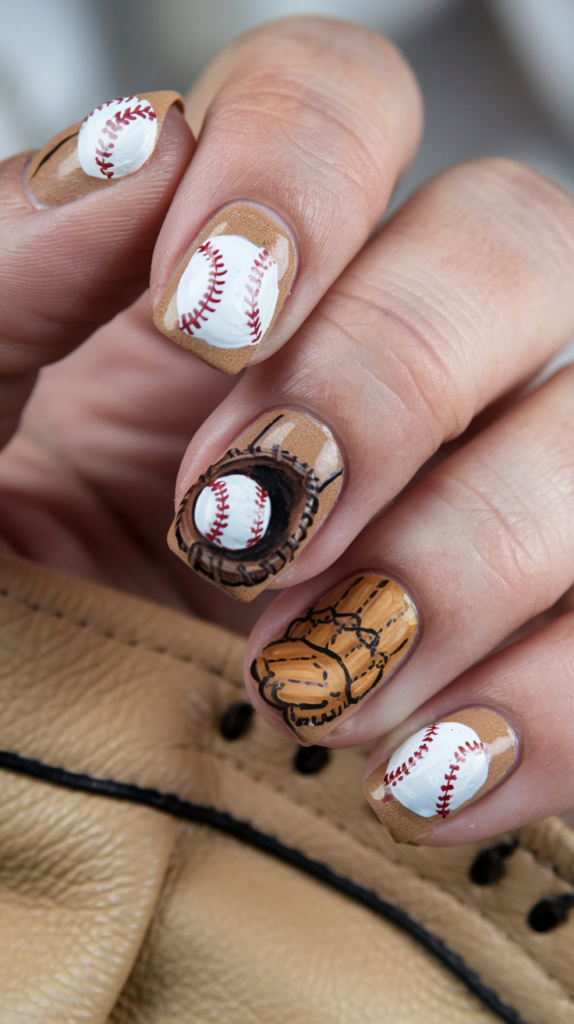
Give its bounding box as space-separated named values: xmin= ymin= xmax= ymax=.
xmin=2 ymin=18 xmax=574 ymax=845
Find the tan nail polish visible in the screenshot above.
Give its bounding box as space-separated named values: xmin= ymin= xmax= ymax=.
xmin=253 ymin=575 xmax=419 ymax=743
xmin=153 ymin=203 xmax=297 ymax=374
xmin=363 ymin=708 xmax=518 ymax=844
xmin=168 ymin=408 xmax=343 ymax=601
xmin=26 ymin=91 xmax=183 ymax=206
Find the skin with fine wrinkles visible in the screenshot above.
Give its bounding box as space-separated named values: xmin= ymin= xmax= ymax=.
xmin=0 ymin=17 xmax=573 ymax=846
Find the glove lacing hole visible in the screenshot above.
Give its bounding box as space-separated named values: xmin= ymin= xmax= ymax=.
xmin=469 ymin=840 xmax=518 ymax=885
xmin=294 ymin=745 xmax=330 ymax=775
xmin=220 ymin=701 xmax=254 ymax=740
xmin=528 ymin=894 xmax=574 ymax=932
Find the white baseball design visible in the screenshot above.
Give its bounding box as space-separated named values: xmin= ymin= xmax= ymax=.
xmin=194 ymin=475 xmax=271 ymax=551
xmin=378 ymin=721 xmax=490 ymax=819
xmin=177 ymin=235 xmax=279 ymax=349
xmin=78 ymin=96 xmax=158 ymax=179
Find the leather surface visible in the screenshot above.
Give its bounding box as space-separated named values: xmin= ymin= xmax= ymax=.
xmin=0 ymin=555 xmax=573 ymax=1024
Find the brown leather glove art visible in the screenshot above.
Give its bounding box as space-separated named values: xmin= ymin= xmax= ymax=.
xmin=168 ymin=409 xmax=344 ymax=601
xmin=252 ymin=574 xmax=419 ymax=744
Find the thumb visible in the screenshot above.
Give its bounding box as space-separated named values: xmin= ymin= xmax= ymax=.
xmin=0 ymin=91 xmax=194 ymax=448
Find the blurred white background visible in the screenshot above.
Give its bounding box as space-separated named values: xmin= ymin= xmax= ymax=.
xmin=1 ymin=0 xmax=574 ymax=200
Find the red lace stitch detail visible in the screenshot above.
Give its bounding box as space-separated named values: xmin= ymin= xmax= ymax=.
xmin=204 ymin=480 xmax=229 ymax=546
xmin=87 ymin=98 xmax=157 ymax=179
xmin=247 ymin=483 xmax=268 ymax=547
xmin=244 ymin=249 xmax=276 ymax=344
xmin=179 ymin=242 xmax=227 ymax=335
xmin=383 ymin=723 xmax=439 ymax=788
xmin=435 ymin=740 xmax=487 ymax=818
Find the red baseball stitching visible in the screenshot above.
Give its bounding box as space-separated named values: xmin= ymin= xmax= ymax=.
xmin=244 ymin=249 xmax=276 ymax=344
xmin=248 ymin=483 xmax=268 ymax=547
xmin=85 ymin=98 xmax=157 ymax=179
xmin=204 ymin=480 xmax=229 ymax=546
xmin=179 ymin=242 xmax=227 ymax=335
xmin=383 ymin=723 xmax=439 ymax=787
xmin=435 ymin=740 xmax=486 ymax=818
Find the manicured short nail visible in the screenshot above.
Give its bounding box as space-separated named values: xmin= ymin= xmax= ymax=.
xmin=252 ymin=575 xmax=419 ymax=743
xmin=27 ymin=91 xmax=183 ymax=206
xmin=168 ymin=408 xmax=342 ymax=600
xmin=153 ymin=203 xmax=297 ymax=374
xmin=363 ymin=708 xmax=518 ymax=844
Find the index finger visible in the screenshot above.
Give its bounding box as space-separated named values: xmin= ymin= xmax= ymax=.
xmin=151 ymin=16 xmax=422 ymax=374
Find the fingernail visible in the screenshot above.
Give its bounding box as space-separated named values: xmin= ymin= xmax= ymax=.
xmin=252 ymin=574 xmax=419 ymax=743
xmin=153 ymin=202 xmax=297 ymax=374
xmin=168 ymin=408 xmax=342 ymax=600
xmin=363 ymin=708 xmax=518 ymax=844
xmin=26 ymin=91 xmax=183 ymax=206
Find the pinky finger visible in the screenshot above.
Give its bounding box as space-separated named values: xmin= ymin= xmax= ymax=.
xmin=363 ymin=612 xmax=574 ymax=845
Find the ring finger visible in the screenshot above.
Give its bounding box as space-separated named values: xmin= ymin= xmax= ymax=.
xmin=246 ymin=363 xmax=574 ymax=757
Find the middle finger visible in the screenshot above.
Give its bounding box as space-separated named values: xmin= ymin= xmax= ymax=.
xmin=167 ymin=158 xmax=574 ymax=600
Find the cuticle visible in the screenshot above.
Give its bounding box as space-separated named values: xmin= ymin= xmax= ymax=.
xmin=21 ymin=156 xmax=52 ymax=211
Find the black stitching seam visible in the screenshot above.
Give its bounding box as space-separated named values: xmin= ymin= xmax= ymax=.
xmin=0 ymin=586 xmax=244 ymax=690
xmin=0 ymin=749 xmax=526 ymax=1024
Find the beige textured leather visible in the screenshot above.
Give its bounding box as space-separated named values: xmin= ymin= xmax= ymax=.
xmin=0 ymin=555 xmax=573 ymax=1024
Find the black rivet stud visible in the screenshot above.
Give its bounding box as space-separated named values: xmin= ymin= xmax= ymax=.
xmin=469 ymin=840 xmax=518 ymax=885
xmin=294 ymin=745 xmax=330 ymax=775
xmin=220 ymin=701 xmax=254 ymax=741
xmin=528 ymin=894 xmax=574 ymax=933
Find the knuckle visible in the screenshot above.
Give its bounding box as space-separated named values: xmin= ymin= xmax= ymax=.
xmin=201 ymin=20 xmax=421 ymax=207
xmin=435 ymin=456 xmax=574 ymax=603
xmin=432 ymin=158 xmax=574 ymax=279
xmin=326 ymin=271 xmax=479 ymax=445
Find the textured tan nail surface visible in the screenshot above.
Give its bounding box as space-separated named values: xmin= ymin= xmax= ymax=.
xmin=363 ymin=708 xmax=518 ymax=844
xmin=27 ymin=91 xmax=183 ymax=206
xmin=153 ymin=203 xmax=296 ymax=375
xmin=253 ymin=575 xmax=419 ymax=743
xmin=168 ymin=409 xmax=343 ymax=601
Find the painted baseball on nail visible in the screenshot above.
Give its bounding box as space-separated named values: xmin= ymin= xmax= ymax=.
xmin=380 ymin=722 xmax=489 ymax=819
xmin=194 ymin=475 xmax=271 ymax=551
xmin=26 ymin=91 xmax=184 ymax=206
xmin=78 ymin=96 xmax=158 ymax=179
xmin=154 ymin=203 xmax=297 ymax=374
xmin=363 ymin=709 xmax=518 ymax=844
xmin=167 ymin=409 xmax=343 ymax=601
xmin=177 ymin=236 xmax=279 ymax=350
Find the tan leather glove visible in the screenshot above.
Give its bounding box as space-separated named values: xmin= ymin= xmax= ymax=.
xmin=0 ymin=555 xmax=573 ymax=1024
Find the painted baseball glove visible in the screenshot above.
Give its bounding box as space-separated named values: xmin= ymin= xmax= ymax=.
xmin=252 ymin=575 xmax=418 ymax=739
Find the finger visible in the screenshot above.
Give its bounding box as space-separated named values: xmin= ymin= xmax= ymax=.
xmin=166 ymin=159 xmax=574 ymax=602
xmin=151 ymin=16 xmax=422 ymax=373
xmin=246 ymin=364 xmax=574 ymax=746
xmin=362 ymin=611 xmax=574 ymax=845
xmin=0 ymin=290 xmax=238 ymax=606
xmin=0 ymin=92 xmax=194 ymax=448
